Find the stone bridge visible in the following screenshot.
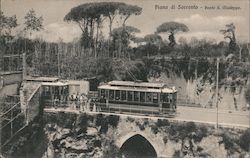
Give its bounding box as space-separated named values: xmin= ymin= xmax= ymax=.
xmin=106 ymin=115 xmax=181 ymax=158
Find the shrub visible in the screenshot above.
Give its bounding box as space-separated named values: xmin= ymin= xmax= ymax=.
xmin=151 ymin=125 xmax=159 ymax=135
xmin=163 ymin=136 xmax=168 ymax=144
xmin=93 ymin=140 xmax=102 ymax=148
xmin=95 ymin=114 xmax=119 ymax=133
xmin=95 ymin=114 xmax=105 ymax=126
xmin=135 ymin=121 xmax=145 ymax=130
xmin=194 ymin=126 xmax=208 ymax=142
xmin=107 ymin=115 xmax=120 ymax=128
xmin=220 ymin=133 xmax=237 ymax=154
xmin=57 ymin=112 xmax=76 ymax=129
xmin=239 ymin=130 xmax=250 ymax=152
xmin=172 ymin=150 xmax=181 ymax=158
xmin=127 ymin=117 xmax=135 ymax=122
xmin=185 ymin=122 xmax=197 ymax=133
xmin=156 ymin=119 xmax=170 ymax=127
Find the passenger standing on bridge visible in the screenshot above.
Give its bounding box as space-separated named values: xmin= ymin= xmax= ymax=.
xmin=72 ymin=93 xmax=77 ymax=110
xmin=76 ymin=93 xmax=80 ymax=110
xmin=79 ymin=94 xmax=84 ymax=111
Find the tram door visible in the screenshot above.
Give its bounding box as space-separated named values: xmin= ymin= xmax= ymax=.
xmin=161 ymin=93 xmax=170 ymax=109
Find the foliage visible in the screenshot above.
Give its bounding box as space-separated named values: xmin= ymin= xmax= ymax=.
xmin=156 ymin=22 xmax=189 ymax=47
xmin=144 ymin=34 xmax=162 ymax=45
xmin=64 ymin=2 xmax=142 ymax=55
xmin=220 ymin=23 xmax=238 ymax=55
xmin=126 ymin=117 xmax=135 ymax=122
xmin=156 ymin=119 xmax=170 ymax=127
xmin=238 ymin=130 xmax=250 ymax=152
xmin=220 ymin=133 xmax=239 ymax=154
xmin=106 ymin=115 xmax=120 ymax=128
xmin=0 ymin=11 xmax=18 ymax=36
xmin=95 ymin=114 xmax=120 ymax=133
xmin=103 ymin=141 xmax=122 ymax=158
xmin=245 ymin=87 xmax=250 ymax=104
xmin=135 ymin=120 xmax=146 ymax=131
xmin=111 ymin=25 xmax=140 ymax=57
xmin=173 ymin=150 xmax=181 ymax=158
xmin=24 ymin=9 xmax=43 ymax=35
xmin=151 ymin=125 xmax=159 ymax=134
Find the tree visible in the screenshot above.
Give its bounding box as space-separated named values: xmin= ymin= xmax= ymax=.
xmin=118 ymin=4 xmax=142 ymax=26
xmin=24 ymin=9 xmax=43 ymax=38
xmin=144 ymin=34 xmax=162 ymax=45
xmin=111 ymin=25 xmax=140 ymax=58
xmin=64 ymin=2 xmax=124 ymax=55
xmin=156 ymin=22 xmax=189 ymax=47
xmin=0 ymin=11 xmax=18 ymax=37
xmin=220 ymin=23 xmax=238 ymax=54
xmin=0 ymin=11 xmax=18 ymax=60
xmin=65 ymin=2 xmax=142 ymax=57
xmin=178 ymin=36 xmax=187 ymax=46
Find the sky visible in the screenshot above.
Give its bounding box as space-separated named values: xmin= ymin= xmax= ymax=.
xmin=2 ymin=0 xmax=250 ymax=43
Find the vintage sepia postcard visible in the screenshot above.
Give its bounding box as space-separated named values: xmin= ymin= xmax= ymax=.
xmin=0 ymin=0 xmax=250 ymax=157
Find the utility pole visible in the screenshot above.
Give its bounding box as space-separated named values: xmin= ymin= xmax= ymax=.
xmin=216 ymin=58 xmax=220 ymax=129
xmin=58 ymin=43 xmax=61 ymax=78
xmin=0 ymin=0 xmax=2 ymax=155
xmin=22 ymin=53 xmax=26 ymax=82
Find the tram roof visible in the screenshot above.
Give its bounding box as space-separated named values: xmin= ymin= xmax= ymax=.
xmin=26 ymin=76 xmax=59 ymax=82
xmin=42 ymin=82 xmax=68 ymax=86
xmin=98 ymin=84 xmax=177 ymax=93
xmin=108 ymin=80 xmax=166 ymax=88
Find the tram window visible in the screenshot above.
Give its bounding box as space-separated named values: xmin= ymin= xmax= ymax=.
xmin=128 ymin=91 xmax=133 ymax=101
xmin=121 ymin=91 xmax=127 ymax=101
xmin=169 ymin=93 xmax=172 ymax=99
xmin=105 ymin=90 xmax=109 ymax=98
xmin=152 ymin=93 xmax=158 ymax=103
xmin=100 ymin=89 xmax=105 ymax=97
xmin=109 ymin=90 xmax=114 ymax=100
xmin=134 ymin=91 xmax=139 ymax=102
xmin=146 ymin=92 xmax=152 ymax=102
xmin=140 ymin=92 xmax=145 ymax=102
xmin=162 ymin=93 xmax=169 ymax=102
xmin=63 ymin=86 xmax=68 ymax=95
xmin=44 ymin=86 xmax=50 ymax=96
xmin=115 ymin=90 xmax=121 ymax=100
xmin=54 ymin=87 xmax=59 ymax=96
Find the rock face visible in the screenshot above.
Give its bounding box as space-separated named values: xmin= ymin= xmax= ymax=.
xmin=40 ymin=113 xmax=250 ymax=158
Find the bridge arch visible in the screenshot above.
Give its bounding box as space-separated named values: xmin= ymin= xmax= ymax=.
xmin=116 ymin=131 xmax=160 ymax=157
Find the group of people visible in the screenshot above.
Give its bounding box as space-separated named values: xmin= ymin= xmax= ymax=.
xmin=69 ymin=93 xmax=88 ymax=111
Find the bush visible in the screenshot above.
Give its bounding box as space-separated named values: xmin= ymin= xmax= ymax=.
xmin=151 ymin=125 xmax=159 ymax=135
xmin=96 ymin=114 xmax=105 ymax=126
xmin=163 ymin=136 xmax=168 ymax=144
xmin=156 ymin=119 xmax=170 ymax=127
xmin=107 ymin=115 xmax=120 ymax=128
xmin=185 ymin=122 xmax=197 ymax=133
xmin=135 ymin=121 xmax=145 ymax=131
xmin=95 ymin=114 xmax=119 ymax=133
xmin=56 ymin=112 xmax=76 ymax=129
xmin=194 ymin=126 xmax=208 ymax=142
xmin=127 ymin=117 xmax=135 ymax=122
xmin=220 ymin=133 xmax=237 ymax=154
xmin=239 ymin=130 xmax=250 ymax=152
xmin=93 ymin=140 xmax=102 ymax=148
xmin=172 ymin=150 xmax=181 ymax=158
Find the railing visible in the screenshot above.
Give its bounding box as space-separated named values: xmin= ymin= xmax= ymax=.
xmin=93 ymin=103 xmax=176 ymax=117
xmin=0 ymin=100 xmax=26 ymax=148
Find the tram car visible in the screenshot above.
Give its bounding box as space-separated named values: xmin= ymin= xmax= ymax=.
xmin=41 ymin=82 xmax=69 ymax=107
xmin=96 ymin=80 xmax=177 ymax=116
